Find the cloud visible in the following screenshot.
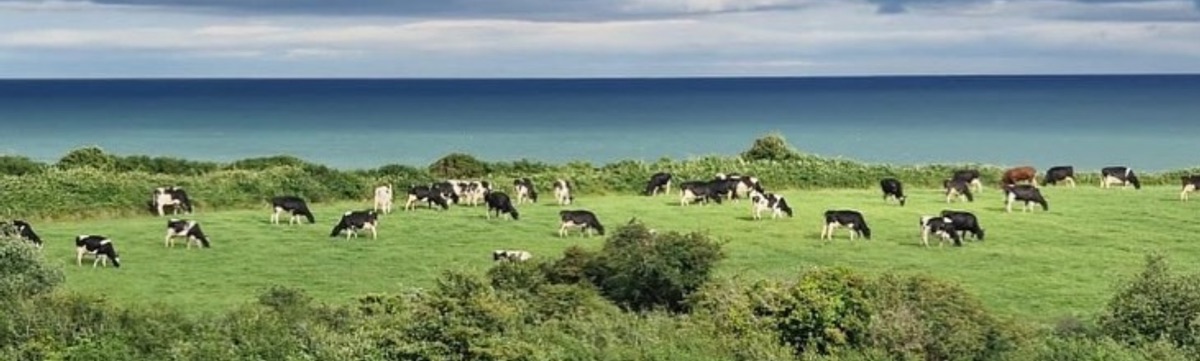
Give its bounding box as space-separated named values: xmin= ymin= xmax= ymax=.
xmin=4 ymin=0 xmax=1192 ymax=20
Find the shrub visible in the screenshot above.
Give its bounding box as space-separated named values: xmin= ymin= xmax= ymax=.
xmin=0 ymin=155 xmax=46 ymax=176
xmin=741 ymin=132 xmax=803 ymax=162
xmin=1099 ymin=253 xmax=1200 ymax=350
xmin=429 ymin=152 xmax=489 ymax=179
xmin=579 ymin=221 xmax=727 ymax=313
xmin=0 ymin=240 xmax=64 ymax=302
xmin=56 ymin=146 xmax=115 ymax=170
xmin=868 ymin=273 xmax=1022 ymax=361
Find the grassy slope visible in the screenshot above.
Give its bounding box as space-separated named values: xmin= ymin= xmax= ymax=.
xmin=36 ymin=185 xmax=1200 ymax=323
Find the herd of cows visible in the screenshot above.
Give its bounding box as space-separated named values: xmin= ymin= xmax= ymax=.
xmin=5 ymin=164 xmax=1200 ymax=269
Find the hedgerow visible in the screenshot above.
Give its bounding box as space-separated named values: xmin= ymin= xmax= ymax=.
xmin=3 ymin=222 xmax=1197 ymax=360
xmin=3 ymin=135 xmax=1198 ymax=220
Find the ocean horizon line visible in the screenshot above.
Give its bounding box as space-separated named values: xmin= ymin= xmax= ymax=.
xmin=2 ymin=72 xmax=1199 ymax=82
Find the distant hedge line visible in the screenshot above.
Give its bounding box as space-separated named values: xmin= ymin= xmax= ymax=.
xmin=2 ymin=136 xmax=1197 ymax=219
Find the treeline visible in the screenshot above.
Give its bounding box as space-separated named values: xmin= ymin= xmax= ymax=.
xmin=2 ymin=135 xmax=1197 ymax=219
xmin=2 ymin=221 xmax=1198 ymax=360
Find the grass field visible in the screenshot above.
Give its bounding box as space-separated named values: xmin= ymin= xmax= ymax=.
xmin=32 ymin=184 xmax=1200 ymax=324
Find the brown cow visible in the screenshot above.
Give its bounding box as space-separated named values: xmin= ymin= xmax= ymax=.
xmin=1001 ymin=166 xmax=1038 ymax=187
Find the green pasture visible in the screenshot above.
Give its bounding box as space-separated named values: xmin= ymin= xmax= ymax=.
xmin=32 ymin=184 xmax=1200 ymax=323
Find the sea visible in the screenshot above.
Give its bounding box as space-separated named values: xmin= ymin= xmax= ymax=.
xmin=1 ymin=75 xmax=1197 ymax=171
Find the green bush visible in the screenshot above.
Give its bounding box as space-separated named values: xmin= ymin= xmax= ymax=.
xmin=0 ymin=240 xmax=64 ymax=302
xmin=742 ymin=132 xmax=803 ymax=162
xmin=429 ymin=152 xmax=489 ymax=179
xmin=578 ymin=221 xmax=727 ymax=313
xmin=1099 ymin=253 xmax=1200 ymax=351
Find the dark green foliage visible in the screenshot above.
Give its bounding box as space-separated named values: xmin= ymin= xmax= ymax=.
xmin=742 ymin=268 xmax=875 ymax=355
xmin=742 ymin=132 xmax=803 ymax=162
xmin=1099 ymin=253 xmax=1200 ymax=351
xmin=429 ymin=152 xmax=489 ymax=179
xmin=0 ymin=155 xmax=46 ymax=176
xmin=0 ymin=240 xmax=64 ymax=302
xmin=868 ymin=273 xmax=1022 ymax=361
xmin=57 ymin=146 xmax=116 ymax=170
xmin=578 ymin=221 xmax=727 ymax=313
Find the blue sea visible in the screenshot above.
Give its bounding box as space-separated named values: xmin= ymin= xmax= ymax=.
xmin=1 ymin=75 xmax=1197 ymax=171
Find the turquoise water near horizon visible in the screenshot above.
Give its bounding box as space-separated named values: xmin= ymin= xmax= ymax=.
xmin=0 ymin=75 xmax=1197 ymax=171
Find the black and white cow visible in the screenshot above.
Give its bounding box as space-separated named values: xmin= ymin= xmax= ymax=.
xmin=644 ymin=172 xmax=673 ymax=196
xmin=271 ymin=196 xmax=316 ymax=224
xmin=460 ymin=181 xmax=492 ymax=206
xmin=431 ymin=181 xmax=463 ymax=204
xmin=1180 ymin=175 xmax=1200 ymax=201
xmin=484 ymin=191 xmax=520 ymax=220
xmin=405 ymin=185 xmax=451 ymax=211
xmin=164 ymin=219 xmax=211 ymax=249
xmin=879 ymin=178 xmax=907 ymax=206
xmin=750 ymin=191 xmax=793 ymax=219
xmin=821 ymin=210 xmax=871 ymax=241
xmin=329 ymin=210 xmax=378 ymax=240
xmin=944 ymin=179 xmax=975 ymax=203
xmin=1043 ymin=166 xmax=1076 ymax=187
xmin=719 ymin=173 xmax=765 ymax=200
xmin=1003 ymin=184 xmax=1049 ymax=213
xmin=12 ymin=220 xmax=42 ymax=248
xmin=75 ymin=235 xmax=121 ymax=268
xmin=553 ymin=179 xmax=574 ymax=205
xmin=940 ymin=210 xmax=985 ymax=242
xmin=678 ymin=180 xmax=727 ymax=206
xmin=919 ymin=215 xmax=961 ymax=247
xmin=374 ymin=185 xmax=394 ymax=214
xmin=1101 ymin=166 xmax=1142 ymax=190
xmin=951 ymin=169 xmax=983 ymax=193
xmin=149 ymin=186 xmax=193 ymax=216
xmin=559 ymin=210 xmax=605 ymax=237
xmin=493 ymin=250 xmax=532 ymax=262
xmin=513 ymin=178 xmax=539 ymax=204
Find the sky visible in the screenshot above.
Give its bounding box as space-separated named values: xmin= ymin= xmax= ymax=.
xmin=0 ymin=0 xmax=1198 ymax=78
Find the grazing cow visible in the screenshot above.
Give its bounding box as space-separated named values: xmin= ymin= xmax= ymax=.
xmin=373 ymin=185 xmax=394 ymax=214
xmin=493 ymin=250 xmax=532 ymax=262
xmin=951 ymin=169 xmax=983 ymax=193
xmin=431 ymin=181 xmax=463 ymax=204
xmin=879 ymin=178 xmax=907 ymax=206
xmin=944 ymin=179 xmax=975 ymax=203
xmin=164 ymin=219 xmax=211 ymax=249
xmin=553 ymin=179 xmax=574 ymax=205
xmin=484 ymin=191 xmax=520 ymax=220
xmin=1004 ymin=184 xmax=1049 ymax=213
xmin=821 ymin=210 xmax=872 ymax=241
xmin=720 ymin=173 xmax=764 ymax=200
xmin=919 ymin=215 xmax=961 ymax=247
xmin=329 ymin=210 xmax=378 ymax=240
xmin=679 ymin=180 xmax=727 ymax=206
xmin=1101 ymin=166 xmax=1142 ymax=190
xmin=940 ymin=210 xmax=985 ymax=242
xmin=559 ymin=210 xmax=606 ymax=237
xmin=12 ymin=220 xmax=42 ymax=248
xmin=149 ymin=186 xmax=193 ymax=216
xmin=513 ymin=178 xmax=539 ymax=204
xmin=405 ymin=185 xmax=451 ymax=211
xmin=75 ymin=235 xmax=121 ymax=268
xmin=271 ymin=196 xmax=316 ymax=224
xmin=461 ymin=181 xmax=492 ymax=206
xmin=644 ymin=172 xmax=673 ymax=196
xmin=1180 ymin=175 xmax=1200 ymax=201
xmin=1043 ymin=166 xmax=1077 ymax=187
xmin=1001 ymin=166 xmax=1038 ymax=187
xmin=750 ymin=191 xmax=793 ymax=219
